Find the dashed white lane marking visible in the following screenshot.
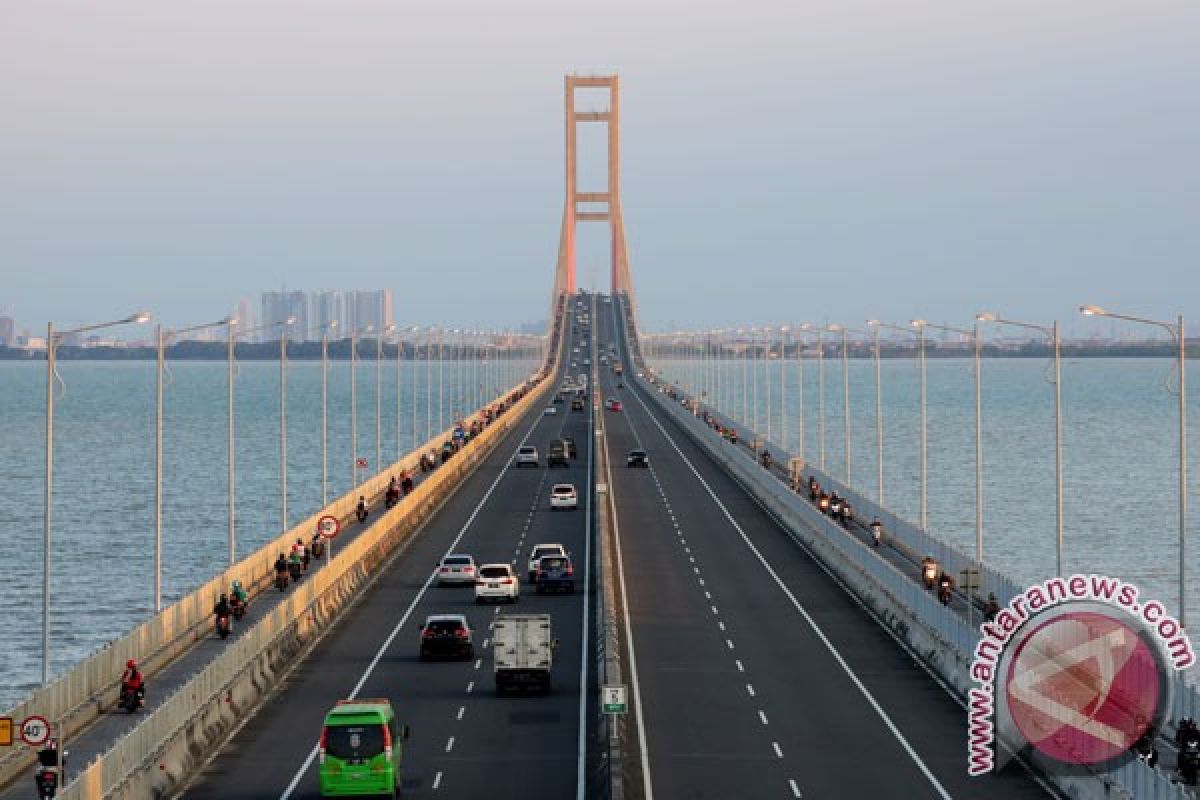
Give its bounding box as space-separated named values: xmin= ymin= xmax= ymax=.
xmin=746 ymin=684 xmax=756 ymax=697
xmin=704 ymin=591 xmax=712 ymax=600
xmin=758 ymin=710 xmax=769 ymax=726
xmin=735 ymin=660 xmax=745 ymax=672
xmin=466 ymin=681 xmax=475 ymax=694
xmin=474 ymin=658 xmax=482 ymax=669
xmin=710 ymin=605 xmax=719 ymax=615
xmin=773 ymin=741 xmax=784 ymax=759
xmin=445 ymin=736 xmax=456 ymax=752
xmin=433 ymin=771 xmax=443 ymax=790
xmin=693 ymin=567 xmax=700 ymax=575
xmin=698 ymin=578 xmax=705 ymax=586
xmin=726 ymin=639 xmax=735 ymax=650
xmin=457 ymin=706 xmax=465 ymax=721
xmin=789 ymin=778 xmax=802 ymax=797
xmin=718 ymin=621 xmax=726 ymax=632
xmin=482 ymin=638 xmax=490 ymax=648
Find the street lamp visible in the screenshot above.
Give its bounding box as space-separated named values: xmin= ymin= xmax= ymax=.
xmin=279 ymin=315 xmax=297 ymax=534
xmin=826 ymin=324 xmax=863 ymax=485
xmin=319 ymin=321 xmax=339 ymax=505
xmin=155 ymin=315 xmax=236 ymax=612
xmin=349 ymin=323 xmax=375 ymax=487
xmin=376 ymin=323 xmax=396 ymax=473
xmin=1081 ymin=304 xmax=1187 ymax=626
xmin=43 ymin=310 xmax=151 ymax=683
xmin=977 ymin=312 xmax=1064 ymax=577
xmin=798 ymin=324 xmax=826 ymax=470
xmin=912 ymin=318 xmax=984 ymax=574
xmin=868 ymin=321 xmax=928 ymax=529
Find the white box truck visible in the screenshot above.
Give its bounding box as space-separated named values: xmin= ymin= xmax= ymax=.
xmin=493 ymin=613 xmax=555 ymax=694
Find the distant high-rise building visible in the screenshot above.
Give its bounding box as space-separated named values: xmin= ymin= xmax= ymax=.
xmin=0 ymin=316 xmax=14 ymax=347
xmin=260 ymin=290 xmax=310 ymax=341
xmin=312 ymin=290 xmax=346 ymax=337
xmin=350 ymin=289 xmax=394 ymax=334
xmin=235 ymin=298 xmax=255 ymax=340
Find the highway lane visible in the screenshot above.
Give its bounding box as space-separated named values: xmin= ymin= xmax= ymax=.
xmin=600 ymin=298 xmax=1055 ymax=799
xmin=184 ymin=310 xmax=599 ymax=799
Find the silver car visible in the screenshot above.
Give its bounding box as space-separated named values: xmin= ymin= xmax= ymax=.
xmin=436 ymin=554 xmax=478 ymax=586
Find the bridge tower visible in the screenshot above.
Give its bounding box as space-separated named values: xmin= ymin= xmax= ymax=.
xmin=553 ymin=74 xmax=636 ymax=307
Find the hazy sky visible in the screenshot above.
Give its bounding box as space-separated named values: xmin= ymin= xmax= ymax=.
xmin=2 ymin=1 xmax=1198 ymax=335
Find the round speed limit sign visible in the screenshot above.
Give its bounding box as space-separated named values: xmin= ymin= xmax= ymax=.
xmin=317 ymin=515 xmax=340 ymax=540
xmin=19 ymin=716 xmax=50 ymax=747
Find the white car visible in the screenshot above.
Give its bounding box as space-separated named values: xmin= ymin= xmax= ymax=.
xmin=475 ymin=563 xmax=519 ymax=604
xmin=436 ymin=554 xmax=477 ymax=586
xmin=515 ymin=445 xmax=539 ymax=467
xmin=527 ymin=543 xmax=568 ymax=583
xmin=550 ymin=483 xmax=578 ymax=510
xmin=544 ymin=406 xmax=557 ymax=415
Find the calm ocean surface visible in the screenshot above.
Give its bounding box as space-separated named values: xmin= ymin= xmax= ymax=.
xmin=0 ymin=358 xmax=534 ymax=708
xmin=1 ymin=356 xmax=1195 ymax=706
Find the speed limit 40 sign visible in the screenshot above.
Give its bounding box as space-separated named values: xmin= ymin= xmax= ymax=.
xmin=317 ymin=515 xmax=341 ymax=540
xmin=19 ymin=716 xmax=50 ymax=747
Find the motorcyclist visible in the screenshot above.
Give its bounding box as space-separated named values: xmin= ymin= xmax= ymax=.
xmin=817 ymin=491 xmax=831 ymax=514
xmin=293 ymin=537 xmax=310 ymax=571
xmin=229 ymin=580 xmax=248 ymax=618
xmin=808 ymin=477 xmax=819 ymax=503
xmin=355 ymin=496 xmax=369 ymax=523
xmin=984 ymin=593 xmax=1001 ymax=621
xmin=385 ymin=477 xmax=400 ymax=508
xmin=213 ymin=593 xmax=233 ymax=636
xmin=120 ymin=659 xmax=145 ymax=708
xmin=938 ymin=572 xmax=954 ymax=605
xmin=828 ymin=491 xmax=842 ymax=517
xmin=309 ymin=531 xmax=326 ymax=560
xmin=34 ymin=737 xmax=66 ymax=798
xmin=921 ymin=556 xmax=938 ymax=589
xmin=760 ymin=450 xmax=772 ymax=469
xmin=1134 ymin=732 xmax=1159 ymax=767
xmin=273 ymin=553 xmax=289 ymax=589
xmin=870 ymin=518 xmax=883 ymax=547
xmin=287 ymin=548 xmax=303 ymax=581
xmin=401 ymin=470 xmax=414 ymax=494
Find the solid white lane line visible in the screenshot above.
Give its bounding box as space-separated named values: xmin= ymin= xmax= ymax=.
xmin=789 ymin=778 xmax=802 ymax=797
xmin=433 ymin=771 xmax=443 ymax=790
xmin=759 ymin=710 xmax=769 ymax=725
xmin=773 ymin=741 xmax=784 ymax=759
xmin=445 ymin=736 xmax=455 ymax=753
xmin=277 ymin=401 xmax=550 ymax=800
xmin=627 ymin=382 xmax=954 ymax=800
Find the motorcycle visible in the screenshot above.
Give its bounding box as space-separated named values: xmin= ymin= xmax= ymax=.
xmin=215 ymin=613 xmax=232 ymax=640
xmin=119 ymin=684 xmax=144 ymax=713
xmin=355 ymin=505 xmax=369 ymax=524
xmin=828 ymin=499 xmax=842 ymax=518
xmin=870 ymin=522 xmax=883 ymax=547
xmin=275 ymin=570 xmax=289 ymax=592
xmin=922 ymin=561 xmax=938 ymax=590
xmin=230 ymin=596 xmax=246 ymax=621
xmin=1181 ymin=740 xmax=1200 ymax=786
xmin=385 ymin=487 xmax=400 ymax=509
xmin=938 ymin=576 xmax=953 ymax=606
xmin=287 ymin=560 xmax=302 ymax=583
xmin=300 ymin=549 xmax=311 ymax=573
xmin=310 ymin=537 xmax=325 ymax=560
xmin=34 ymin=750 xmax=66 ymax=800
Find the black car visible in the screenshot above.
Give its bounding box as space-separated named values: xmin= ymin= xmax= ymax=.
xmin=627 ymin=449 xmax=649 ymax=468
xmin=534 ymin=556 xmax=575 ymax=594
xmin=418 ymin=614 xmax=475 ymax=661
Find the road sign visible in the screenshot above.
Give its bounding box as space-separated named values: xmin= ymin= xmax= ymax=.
xmin=19 ymin=716 xmax=49 ymax=747
xmin=0 ymin=718 xmax=11 ymax=747
xmin=356 ymin=457 xmax=368 ymax=469
xmin=602 ymin=685 xmax=627 ymax=714
xmin=317 ymin=515 xmax=341 ymax=540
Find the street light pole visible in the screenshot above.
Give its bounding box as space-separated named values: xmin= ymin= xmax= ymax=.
xmin=43 ymin=310 xmax=151 ymax=684
xmin=913 ymin=319 xmax=983 ymax=570
xmin=978 ymin=312 xmax=1064 ymax=576
xmin=320 ymin=321 xmax=338 ymax=506
xmin=1081 ymin=305 xmax=1187 ymax=625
